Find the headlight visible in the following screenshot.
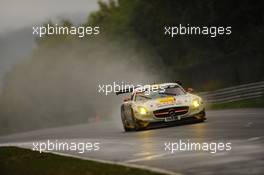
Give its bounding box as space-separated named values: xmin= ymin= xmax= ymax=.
xmin=138 ymin=106 xmax=148 ymax=115
xmin=192 ymin=99 xmax=200 ymax=108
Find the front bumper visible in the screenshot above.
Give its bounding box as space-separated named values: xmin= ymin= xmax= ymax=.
xmin=134 ymin=105 xmax=205 ymax=127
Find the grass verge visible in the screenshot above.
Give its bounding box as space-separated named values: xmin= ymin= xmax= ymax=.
xmin=0 ymin=147 xmax=165 ymax=175
xmin=207 ymin=97 xmax=264 ymax=110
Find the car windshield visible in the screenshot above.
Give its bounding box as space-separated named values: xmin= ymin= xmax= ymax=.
xmin=135 ymin=86 xmax=185 ymax=101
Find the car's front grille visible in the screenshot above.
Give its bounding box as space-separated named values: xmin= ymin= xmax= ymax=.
xmin=153 ymin=106 xmax=189 ymax=118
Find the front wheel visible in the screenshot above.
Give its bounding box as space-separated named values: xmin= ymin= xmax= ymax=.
xmin=130 ymin=109 xmax=143 ymax=131
xmin=196 ymin=110 xmax=206 ymax=122
xmin=121 ymin=106 xmax=131 ymax=132
xmin=131 ymin=116 xmax=141 ymax=131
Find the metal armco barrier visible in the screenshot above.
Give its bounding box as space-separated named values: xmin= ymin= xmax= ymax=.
xmin=198 ymin=81 xmax=264 ymax=104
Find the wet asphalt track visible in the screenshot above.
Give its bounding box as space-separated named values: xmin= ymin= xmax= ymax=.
xmin=0 ymin=108 xmax=263 ymax=175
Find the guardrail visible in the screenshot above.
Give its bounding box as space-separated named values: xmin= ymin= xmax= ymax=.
xmin=198 ymin=81 xmax=264 ymax=104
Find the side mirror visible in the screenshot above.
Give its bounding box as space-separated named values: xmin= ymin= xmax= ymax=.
xmin=187 ymin=88 xmax=194 ymax=93
xmin=123 ymin=96 xmax=131 ymax=102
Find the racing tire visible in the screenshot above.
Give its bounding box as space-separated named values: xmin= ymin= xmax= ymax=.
xmin=197 ymin=110 xmax=206 ymax=122
xmin=121 ymin=106 xmax=131 ymax=132
xmin=130 ymin=109 xmax=142 ymax=131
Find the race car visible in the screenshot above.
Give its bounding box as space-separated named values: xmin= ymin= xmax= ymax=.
xmin=117 ymin=83 xmax=206 ymax=131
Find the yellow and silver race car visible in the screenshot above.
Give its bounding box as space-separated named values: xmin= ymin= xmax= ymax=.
xmin=117 ymin=83 xmax=206 ymax=131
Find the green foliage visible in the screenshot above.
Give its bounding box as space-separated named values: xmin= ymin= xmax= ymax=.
xmin=84 ymin=0 xmax=264 ymax=89
xmin=0 ymin=147 xmax=163 ymax=175
xmin=35 ymin=0 xmax=264 ymax=77
xmin=207 ymin=97 xmax=264 ymax=110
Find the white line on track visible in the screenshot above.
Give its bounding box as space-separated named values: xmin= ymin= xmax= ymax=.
xmin=247 ymin=137 xmax=260 ymax=141
xmin=124 ymin=153 xmax=170 ymax=163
